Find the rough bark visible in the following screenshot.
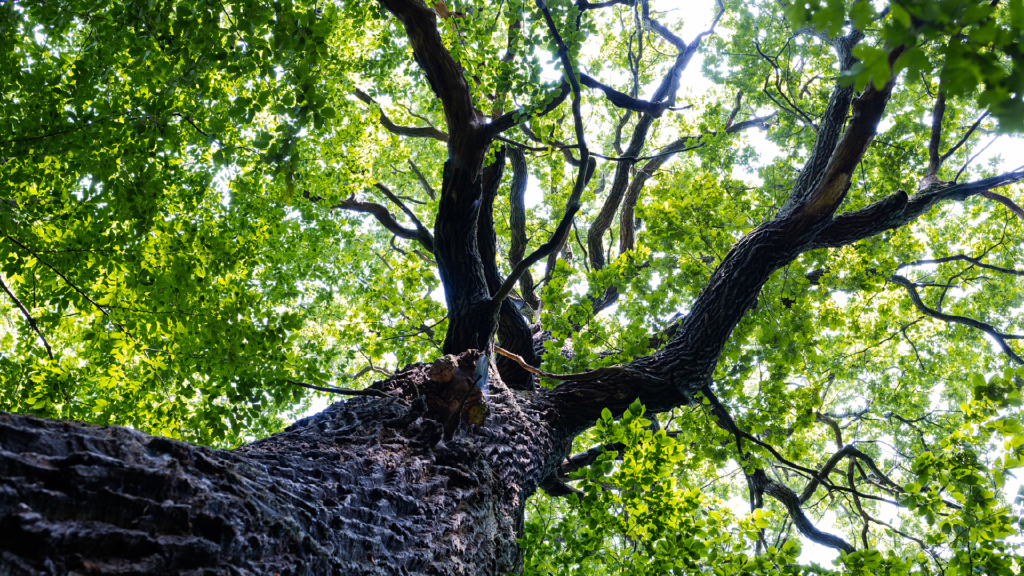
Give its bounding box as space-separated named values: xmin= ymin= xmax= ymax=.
xmin=0 ymin=353 xmax=569 ymax=576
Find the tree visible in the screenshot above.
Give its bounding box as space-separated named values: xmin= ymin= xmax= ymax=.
xmin=2 ymin=0 xmax=1024 ymax=573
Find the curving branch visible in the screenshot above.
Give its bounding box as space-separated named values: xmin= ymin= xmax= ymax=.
xmin=1 ymin=235 xmax=137 ymax=344
xmin=699 ymin=385 xmax=857 ymax=554
xmin=798 ymin=444 xmax=902 ymax=504
xmin=489 ymin=80 xmax=572 ymax=137
xmin=890 ymin=274 xmax=1023 ymax=364
xmin=579 ymin=73 xmax=664 ymax=116
xmin=979 ymin=190 xmax=1024 ymax=220
xmin=304 ymin=190 xmax=435 ymax=253
xmin=353 ymin=89 xmax=450 ymax=142
xmin=809 ymin=169 xmax=1024 ymax=251
xmin=507 ymin=146 xmax=540 ymax=309
xmin=377 ymin=0 xmax=482 ymax=142
xmin=618 ymin=114 xmax=775 ymax=255
xmin=586 ymin=0 xmax=721 ymax=276
xmin=750 ymin=469 xmax=856 ymax=554
xmin=775 ymin=31 xmax=863 ymax=219
xmin=0 ymin=275 xmax=53 ymax=360
xmin=899 ymin=254 xmax=1024 ymax=276
xmin=373 ymin=183 xmax=435 ymax=250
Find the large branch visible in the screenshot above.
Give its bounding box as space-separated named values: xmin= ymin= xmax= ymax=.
xmin=775 ymin=32 xmax=862 ymax=219
xmin=579 ymin=73 xmax=664 ymax=116
xmin=750 ymin=470 xmax=856 ymax=554
xmin=373 ymin=183 xmax=435 ymax=250
xmin=586 ymin=6 xmax=713 ymax=274
xmin=490 ymin=0 xmax=594 ymax=306
xmin=545 ymin=47 xmax=906 ymax=440
xmin=980 ymin=190 xmax=1024 ymax=220
xmin=809 ymin=169 xmax=1024 ymax=249
xmin=923 ymin=90 xmax=947 ymax=185
xmin=476 ymin=148 xmax=540 ymax=390
xmin=507 ymin=146 xmax=540 ymax=309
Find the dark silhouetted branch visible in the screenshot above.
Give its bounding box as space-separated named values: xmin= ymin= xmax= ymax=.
xmin=353 ymin=89 xmax=450 ymax=142
xmin=0 ymin=276 xmax=53 ymax=359
xmin=890 ymin=274 xmax=1023 ymax=364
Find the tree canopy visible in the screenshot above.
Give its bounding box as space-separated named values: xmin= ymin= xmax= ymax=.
xmin=3 ymin=0 xmax=1024 ymax=573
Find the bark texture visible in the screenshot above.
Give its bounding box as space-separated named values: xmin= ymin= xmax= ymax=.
xmin=0 ymin=353 xmax=568 ymax=576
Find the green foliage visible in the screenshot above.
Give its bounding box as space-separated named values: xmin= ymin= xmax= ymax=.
xmin=787 ymin=0 xmax=1024 ymax=128
xmin=523 ymin=400 xmax=808 ymax=575
xmin=524 ymin=384 xmax=1024 ymax=574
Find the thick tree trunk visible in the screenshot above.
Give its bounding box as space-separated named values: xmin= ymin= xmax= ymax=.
xmin=0 ymin=353 xmax=568 ymax=576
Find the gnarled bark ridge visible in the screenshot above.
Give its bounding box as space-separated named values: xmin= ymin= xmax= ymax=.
xmin=1 ymin=353 xmax=569 ymax=575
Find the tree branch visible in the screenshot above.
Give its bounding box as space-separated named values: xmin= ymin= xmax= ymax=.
xmin=898 ymin=254 xmax=1024 ymax=276
xmin=373 ymin=183 xmax=435 ymax=250
xmin=924 ymin=90 xmax=947 ymax=183
xmin=489 ymin=80 xmax=571 ymax=136
xmin=810 ymin=169 xmax=1024 ymax=250
xmin=353 ymin=89 xmax=450 ymax=142
xmin=490 ymin=0 xmax=593 ymax=306
xmin=507 ymin=146 xmax=540 ymax=309
xmin=377 ymin=0 xmax=483 ymax=141
xmin=751 ymin=469 xmax=856 ymax=554
xmin=700 ymin=385 xmax=856 ymax=554
xmin=407 ymin=159 xmax=437 ymax=200
xmin=890 ymin=274 xmax=1023 ymax=364
xmin=1 ymin=235 xmax=136 ymax=343
xmin=579 ymin=73 xmax=664 ymax=115
xmin=305 ymin=190 xmax=435 ymax=253
xmin=0 ymin=275 xmax=53 ymax=360
xmin=941 ymin=111 xmax=989 ymax=165
xmin=979 ymin=190 xmax=1024 ymax=220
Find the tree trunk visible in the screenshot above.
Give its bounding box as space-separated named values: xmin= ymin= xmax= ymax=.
xmin=0 ymin=352 xmax=569 ymax=576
